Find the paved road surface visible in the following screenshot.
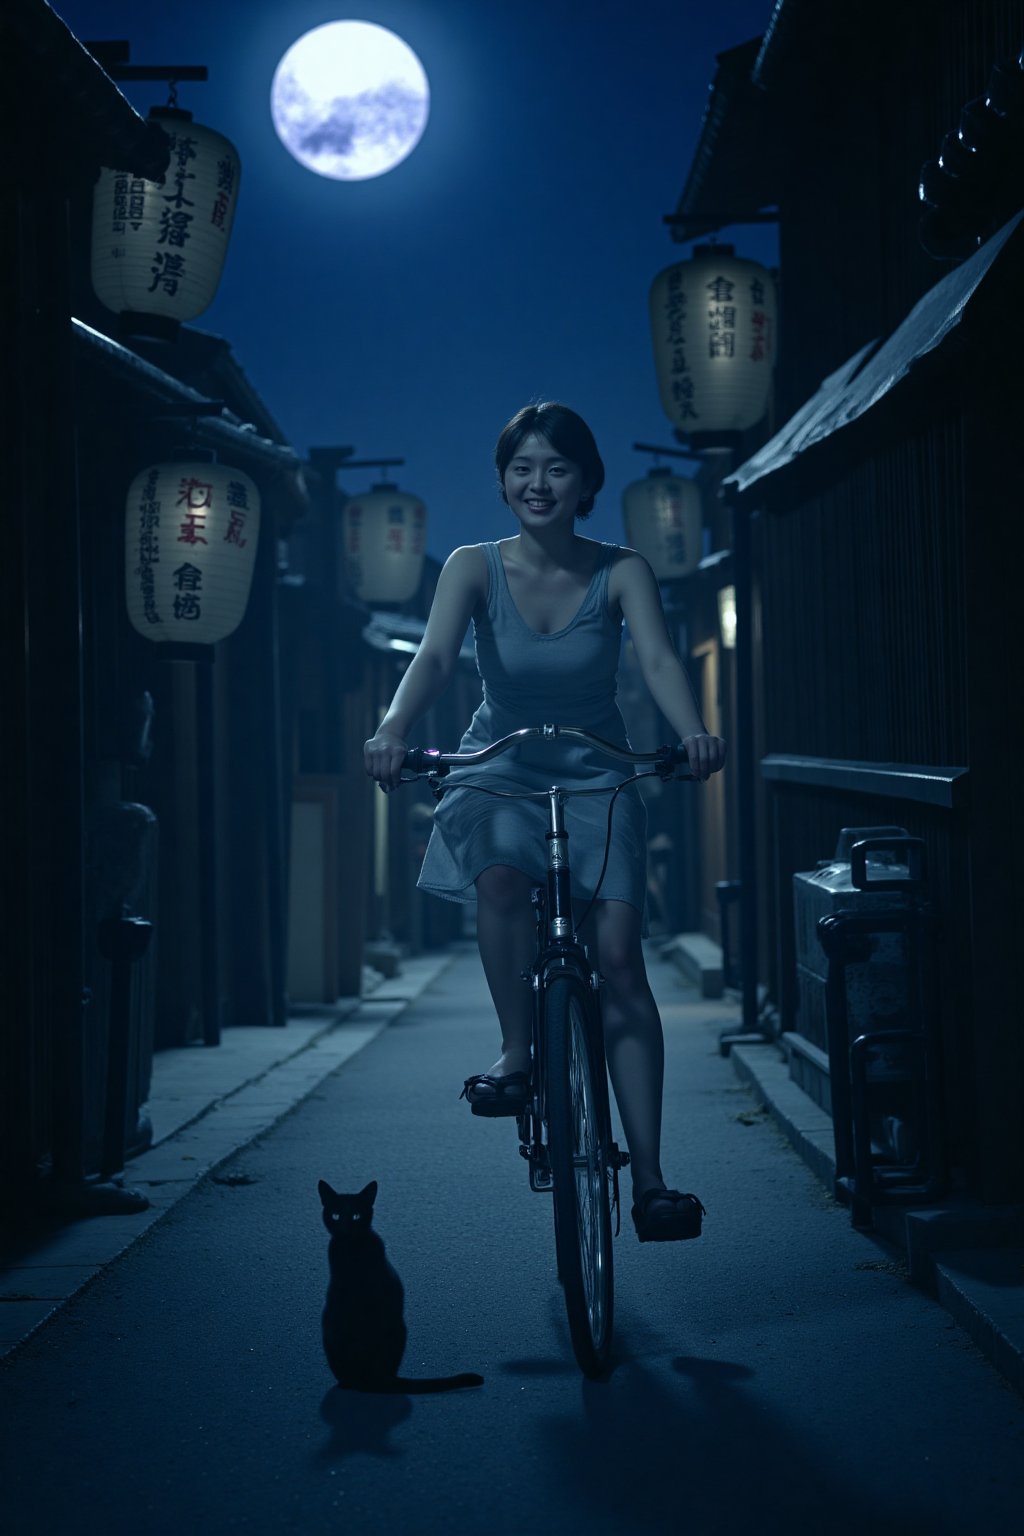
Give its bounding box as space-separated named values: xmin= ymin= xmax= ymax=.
xmin=2 ymin=945 xmax=1022 ymax=1534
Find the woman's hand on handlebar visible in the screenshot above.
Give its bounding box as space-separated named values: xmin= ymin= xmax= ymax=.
xmin=364 ymin=730 xmax=409 ymax=792
xmin=681 ymin=732 xmax=728 ymax=782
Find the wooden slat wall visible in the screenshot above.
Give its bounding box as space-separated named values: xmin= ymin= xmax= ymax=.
xmin=758 ymin=419 xmax=969 ymax=772
xmin=741 ymin=0 xmax=1024 ymax=1181
xmin=752 ymin=412 xmax=976 ymax=1159
xmin=2 ymin=106 xmax=89 ymax=1201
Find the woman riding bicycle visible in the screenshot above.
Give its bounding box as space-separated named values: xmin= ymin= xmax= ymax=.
xmin=363 ymin=402 xmax=727 ymax=1243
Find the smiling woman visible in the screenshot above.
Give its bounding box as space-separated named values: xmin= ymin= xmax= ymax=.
xmin=270 ymin=20 xmax=430 ymax=181
xmin=363 ymin=400 xmax=725 ymax=1244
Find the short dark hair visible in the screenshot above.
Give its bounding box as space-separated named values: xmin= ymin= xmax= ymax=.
xmin=494 ymin=402 xmax=605 ymax=519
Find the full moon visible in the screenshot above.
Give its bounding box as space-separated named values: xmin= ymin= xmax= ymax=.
xmin=271 ymin=21 xmax=429 ymax=181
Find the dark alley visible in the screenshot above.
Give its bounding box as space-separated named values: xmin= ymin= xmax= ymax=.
xmin=5 ymin=3 xmax=1024 ymax=1530
xmin=3 ymin=947 xmax=1022 ymax=1534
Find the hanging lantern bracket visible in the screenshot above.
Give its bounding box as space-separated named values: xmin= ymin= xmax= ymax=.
xmin=106 ymin=68 xmax=208 ymax=83
xmin=308 ymin=447 xmax=356 ymax=476
xmin=676 ymin=429 xmax=745 ymax=455
xmin=632 ymin=441 xmax=704 ymax=463
xmin=307 ymin=451 xmax=406 ymax=475
xmin=84 ymin=42 xmax=209 ymax=86
xmin=340 ymin=458 xmax=406 ymax=472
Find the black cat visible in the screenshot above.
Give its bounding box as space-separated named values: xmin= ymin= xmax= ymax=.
xmin=318 ymin=1178 xmax=483 ymax=1394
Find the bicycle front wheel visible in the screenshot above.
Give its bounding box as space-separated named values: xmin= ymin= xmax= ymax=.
xmin=545 ymin=972 xmax=614 ymax=1378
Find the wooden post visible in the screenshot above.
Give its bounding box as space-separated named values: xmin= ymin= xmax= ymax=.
xmin=728 ymin=485 xmax=762 ymax=1034
xmin=963 ymin=410 xmax=1024 ymax=1201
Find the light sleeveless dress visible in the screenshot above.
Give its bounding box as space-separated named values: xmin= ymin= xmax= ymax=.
xmin=417 ymin=539 xmax=648 ymax=928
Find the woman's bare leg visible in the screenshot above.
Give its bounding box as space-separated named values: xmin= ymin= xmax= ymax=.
xmin=579 ymin=900 xmax=668 ymax=1202
xmin=473 ymin=864 xmax=534 ymax=1085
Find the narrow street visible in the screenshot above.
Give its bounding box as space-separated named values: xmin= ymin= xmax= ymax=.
xmin=2 ymin=944 xmax=1022 ymax=1536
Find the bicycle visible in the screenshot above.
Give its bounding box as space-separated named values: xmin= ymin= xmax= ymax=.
xmin=400 ymin=724 xmax=693 ymax=1378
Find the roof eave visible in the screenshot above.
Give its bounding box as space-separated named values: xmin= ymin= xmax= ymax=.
xmin=722 ymin=209 xmax=1024 ymax=501
xmin=669 ymin=35 xmax=775 ymax=245
xmin=72 ymin=318 xmax=310 ymax=522
xmin=8 ymin=0 xmax=170 ymax=179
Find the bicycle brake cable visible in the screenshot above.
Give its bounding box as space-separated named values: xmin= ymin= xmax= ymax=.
xmin=419 ymin=767 xmax=662 ymax=934
xmin=575 ymin=770 xmax=658 ymax=934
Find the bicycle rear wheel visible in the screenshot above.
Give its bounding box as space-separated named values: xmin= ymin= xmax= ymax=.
xmin=545 ymin=972 xmax=614 ymax=1378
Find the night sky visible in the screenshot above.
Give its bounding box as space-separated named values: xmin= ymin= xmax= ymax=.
xmin=58 ymin=0 xmax=777 ymax=559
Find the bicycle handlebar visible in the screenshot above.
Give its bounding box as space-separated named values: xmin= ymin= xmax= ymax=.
xmin=402 ymin=725 xmax=692 ymax=779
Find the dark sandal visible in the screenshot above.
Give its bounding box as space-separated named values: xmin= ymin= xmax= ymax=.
xmin=459 ymin=1071 xmax=530 ymax=1118
xmin=631 ymin=1188 xmax=707 ymax=1243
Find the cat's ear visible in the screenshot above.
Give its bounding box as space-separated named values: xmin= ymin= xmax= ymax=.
xmin=317 ymin=1179 xmax=336 ymax=1204
xmin=360 ymin=1180 xmax=378 ymax=1204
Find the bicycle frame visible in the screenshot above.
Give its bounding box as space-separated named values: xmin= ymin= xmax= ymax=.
xmin=404 ymin=725 xmax=689 ymax=1187
xmin=519 ymin=788 xmax=615 ymax=1201
xmin=401 ymin=724 xmax=692 ymax=1377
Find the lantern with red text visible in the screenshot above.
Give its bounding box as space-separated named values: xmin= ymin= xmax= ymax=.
xmin=649 ymin=244 xmax=776 ymax=443
xmin=125 ymin=461 xmax=260 ymax=644
xmin=92 ymin=107 xmax=241 ymax=323
xmin=622 ymin=467 xmax=702 ymax=580
xmin=340 ymin=484 xmax=427 ymax=603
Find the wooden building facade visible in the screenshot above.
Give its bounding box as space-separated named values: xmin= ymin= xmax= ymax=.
xmin=669 ymin=0 xmax=1024 ymax=1203
xmin=2 ymin=4 xmax=438 ymax=1215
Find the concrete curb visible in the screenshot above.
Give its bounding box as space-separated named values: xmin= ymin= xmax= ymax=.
xmin=729 ymin=1038 xmax=1024 ymax=1398
xmin=0 ymin=950 xmax=457 ymax=1361
xmin=730 ymin=1042 xmax=837 ymax=1192
xmin=659 ymin=932 xmax=724 ymax=997
xmin=932 ymin=1250 xmax=1024 ymax=1398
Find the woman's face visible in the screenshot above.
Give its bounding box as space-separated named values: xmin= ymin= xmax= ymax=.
xmin=502 ymin=433 xmax=589 ymax=530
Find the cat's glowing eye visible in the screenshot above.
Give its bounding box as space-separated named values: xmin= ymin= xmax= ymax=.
xmin=353 ymin=1213 xmax=361 ymax=1221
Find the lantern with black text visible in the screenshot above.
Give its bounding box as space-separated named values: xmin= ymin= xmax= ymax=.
xmin=92 ymin=107 xmax=241 ymax=322
xmin=125 ymin=460 xmax=260 ymax=644
xmin=340 ymin=484 xmax=427 ymax=603
xmin=649 ymin=244 xmax=776 ymax=442
xmin=622 ymin=467 xmax=702 ymax=580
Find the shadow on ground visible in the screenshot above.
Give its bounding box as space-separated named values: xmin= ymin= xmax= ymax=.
xmin=315 ymin=1385 xmax=412 ymax=1463
xmin=524 ymin=1306 xmax=962 ymax=1536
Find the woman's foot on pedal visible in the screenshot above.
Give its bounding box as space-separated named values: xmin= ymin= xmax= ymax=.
xmin=631 ymin=1184 xmax=707 ymax=1243
xmin=459 ymin=1050 xmax=531 ymax=1118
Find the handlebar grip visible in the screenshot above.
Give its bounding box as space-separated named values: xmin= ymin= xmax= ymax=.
xmin=653 ymin=743 xmax=691 ymax=778
xmin=403 ymin=748 xmax=449 ymax=776
xmin=657 ymin=743 xmax=690 ymax=767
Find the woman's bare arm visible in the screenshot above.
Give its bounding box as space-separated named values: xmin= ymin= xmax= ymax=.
xmin=364 ymin=545 xmax=485 ymax=788
xmin=613 ymin=551 xmax=727 ymax=782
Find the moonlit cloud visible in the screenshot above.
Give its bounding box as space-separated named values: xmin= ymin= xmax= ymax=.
xmin=297 ymin=82 xmax=428 ymax=161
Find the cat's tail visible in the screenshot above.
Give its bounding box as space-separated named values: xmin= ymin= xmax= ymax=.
xmin=386 ymin=1373 xmax=484 ymax=1394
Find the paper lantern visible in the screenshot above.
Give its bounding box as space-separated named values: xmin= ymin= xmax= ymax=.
xmin=126 ymin=459 xmax=260 ymax=644
xmin=649 ymin=244 xmax=776 ymax=440
xmin=92 ymin=107 xmax=241 ymax=322
xmin=340 ymin=484 xmax=427 ymax=603
xmin=621 ymin=467 xmax=702 ymax=580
